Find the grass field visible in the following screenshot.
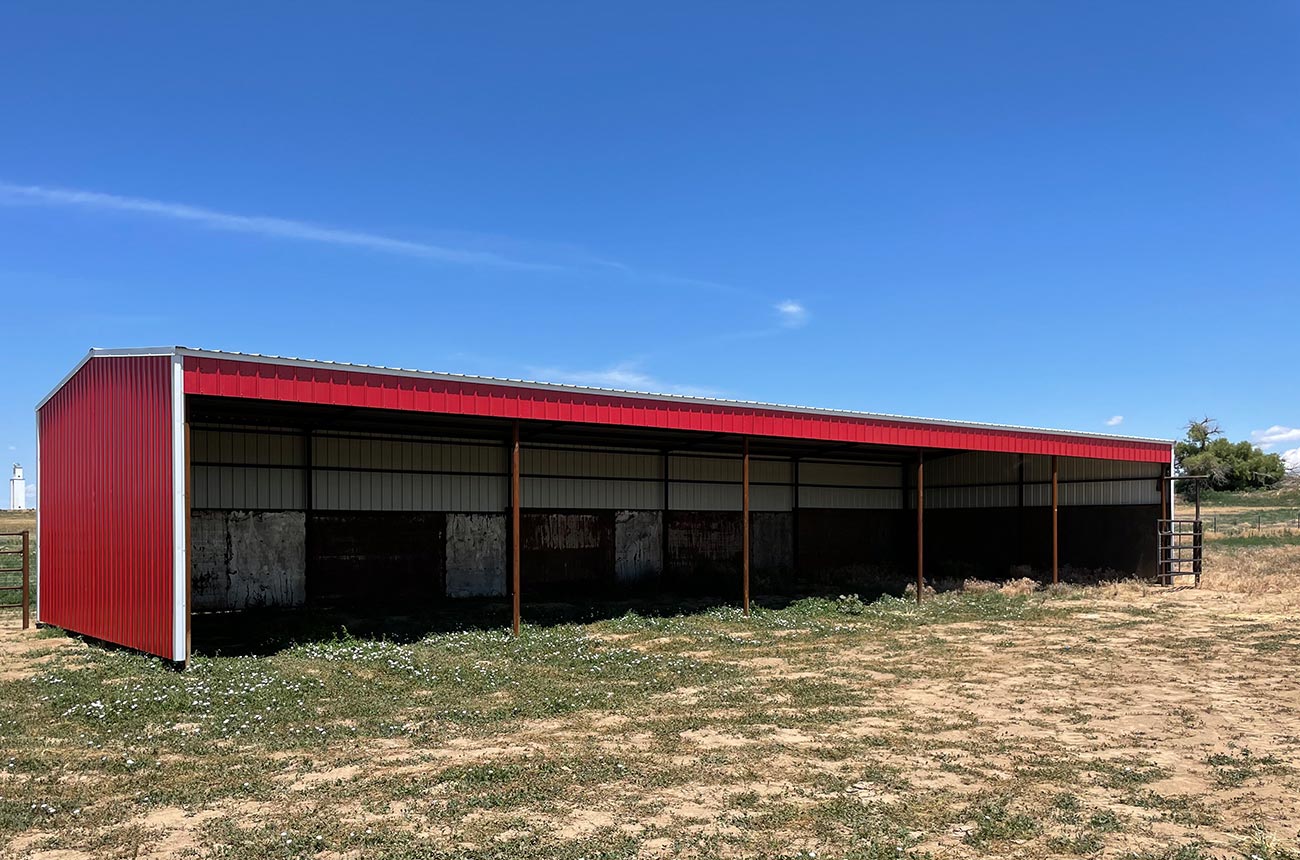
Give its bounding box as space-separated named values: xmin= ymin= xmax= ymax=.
xmin=3 ymin=536 xmax=1299 ymax=859
xmin=3 ymin=498 xmax=1299 ymax=859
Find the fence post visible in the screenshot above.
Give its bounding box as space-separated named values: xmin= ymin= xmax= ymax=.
xmin=21 ymin=530 xmax=29 ymax=630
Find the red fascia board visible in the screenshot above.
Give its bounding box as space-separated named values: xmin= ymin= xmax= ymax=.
xmin=182 ymin=356 xmax=1170 ymax=463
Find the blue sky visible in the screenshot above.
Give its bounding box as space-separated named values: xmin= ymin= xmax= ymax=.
xmin=3 ymin=2 xmax=1300 ymax=499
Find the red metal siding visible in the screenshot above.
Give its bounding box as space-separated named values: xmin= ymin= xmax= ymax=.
xmin=185 ymin=357 xmax=1169 ymax=463
xmin=38 ymin=356 xmax=174 ymax=659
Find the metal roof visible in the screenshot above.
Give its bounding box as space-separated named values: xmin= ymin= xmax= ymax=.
xmin=39 ymin=345 xmax=1174 ymax=447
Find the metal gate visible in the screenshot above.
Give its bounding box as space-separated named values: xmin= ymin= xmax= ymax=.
xmin=1158 ymin=519 xmax=1202 ymax=586
xmin=0 ymin=530 xmax=30 ymax=628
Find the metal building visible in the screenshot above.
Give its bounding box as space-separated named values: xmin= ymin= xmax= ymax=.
xmin=36 ymin=347 xmax=1175 ymax=664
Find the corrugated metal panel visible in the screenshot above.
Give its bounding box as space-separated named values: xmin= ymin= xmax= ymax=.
xmin=798 ymin=461 xmax=901 ymax=488
xmin=925 ymin=485 xmax=1020 ymax=509
xmin=526 ymin=446 xmax=660 ymax=479
xmin=183 ymin=355 xmax=1173 ymax=463
xmin=669 ymin=455 xmax=739 ymax=482
xmin=1059 ymin=457 xmax=1163 ymax=481
xmin=523 ymin=477 xmax=661 ymax=510
xmin=799 ymin=486 xmax=903 ymax=509
xmin=925 ymin=452 xmax=1021 ymax=487
xmin=314 ymin=434 xmax=504 ymax=473
xmin=1060 ymin=479 xmax=1160 ymax=506
xmin=314 ymin=470 xmax=504 ymax=512
xmin=670 ymin=482 xmax=741 ymax=511
xmin=37 ymin=355 xmax=174 ymax=659
xmin=193 ymin=465 xmax=304 ymax=510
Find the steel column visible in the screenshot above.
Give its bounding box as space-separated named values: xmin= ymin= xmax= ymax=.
xmin=791 ymin=457 xmax=800 ymax=576
xmin=661 ymin=450 xmax=670 ymax=580
xmin=916 ymin=452 xmax=925 ymax=604
xmin=742 ymin=437 xmax=750 ymax=617
xmin=1051 ymin=455 xmax=1059 ymax=585
xmin=511 ymin=421 xmax=521 ymax=637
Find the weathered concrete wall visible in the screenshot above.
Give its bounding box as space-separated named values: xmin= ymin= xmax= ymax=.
xmin=614 ymin=510 xmax=662 ymax=584
xmin=796 ymin=509 xmax=909 ymax=593
xmin=666 ymin=511 xmax=741 ymax=594
xmin=192 ymin=511 xmax=306 ymax=611
xmin=446 ymin=513 xmax=506 ymax=597
xmin=752 ymin=512 xmax=793 ymax=576
xmin=521 ymin=511 xmax=615 ymax=597
xmin=307 ymin=512 xmax=445 ymax=606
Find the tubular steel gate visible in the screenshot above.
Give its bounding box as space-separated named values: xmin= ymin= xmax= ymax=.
xmin=1158 ymin=476 xmax=1205 ymax=587
xmin=1158 ymin=519 xmax=1203 ymax=586
xmin=0 ymin=530 xmax=30 ymax=628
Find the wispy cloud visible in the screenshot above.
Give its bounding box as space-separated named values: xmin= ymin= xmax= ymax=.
xmin=1252 ymin=425 xmax=1300 ymax=449
xmin=775 ymin=299 xmax=809 ymax=328
xmin=1105 ymin=415 xmax=1124 ymax=427
xmin=526 ymin=362 xmax=719 ymax=397
xmin=0 ymin=182 xmax=557 ymax=270
xmin=1 ymin=180 xmax=815 ymax=335
xmin=1283 ymin=448 xmax=1300 ymax=473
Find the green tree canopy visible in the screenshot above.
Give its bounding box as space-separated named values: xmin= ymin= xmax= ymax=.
xmin=1174 ymin=417 xmax=1285 ymax=492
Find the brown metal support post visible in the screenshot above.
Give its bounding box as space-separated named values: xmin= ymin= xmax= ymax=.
xmin=1051 ymin=455 xmax=1059 ymax=586
xmin=742 ymin=437 xmax=750 ymax=617
xmin=511 ymin=421 xmax=521 ymax=637
xmin=791 ymin=458 xmax=800 ymax=576
xmin=916 ymin=452 xmax=924 ymax=604
xmin=21 ymin=530 xmax=29 ymax=630
xmin=661 ymin=450 xmax=670 ymax=580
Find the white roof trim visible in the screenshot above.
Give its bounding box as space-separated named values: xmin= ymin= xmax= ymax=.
xmin=40 ymin=346 xmax=1175 ymax=446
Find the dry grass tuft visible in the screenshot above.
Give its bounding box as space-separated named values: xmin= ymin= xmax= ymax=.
xmin=1202 ymin=542 xmax=1300 ymax=593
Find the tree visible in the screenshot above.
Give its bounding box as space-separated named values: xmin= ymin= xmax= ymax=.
xmin=1174 ymin=417 xmax=1286 ymax=493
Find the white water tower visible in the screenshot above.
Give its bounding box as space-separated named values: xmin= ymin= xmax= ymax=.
xmin=8 ymin=464 xmax=26 ymax=511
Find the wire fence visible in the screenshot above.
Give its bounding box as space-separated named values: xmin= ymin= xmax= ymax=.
xmin=1202 ymin=510 xmax=1300 ymax=535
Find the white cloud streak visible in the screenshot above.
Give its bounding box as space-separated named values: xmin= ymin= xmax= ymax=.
xmin=0 ymin=182 xmax=557 ymax=270
xmin=1105 ymin=415 xmax=1124 ymax=427
xmin=1252 ymin=425 xmax=1300 ymax=449
xmin=1 ymin=180 xmax=814 ymax=333
xmin=526 ymin=362 xmax=719 ymax=397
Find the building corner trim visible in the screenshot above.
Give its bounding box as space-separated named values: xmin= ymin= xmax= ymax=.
xmin=170 ymin=355 xmax=188 ymax=664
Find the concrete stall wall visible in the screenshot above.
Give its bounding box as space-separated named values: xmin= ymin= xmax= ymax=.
xmin=189 ymin=426 xmax=1164 ymax=609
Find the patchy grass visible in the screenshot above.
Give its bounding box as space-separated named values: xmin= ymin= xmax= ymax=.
xmin=2 ymin=560 xmax=1299 ymax=859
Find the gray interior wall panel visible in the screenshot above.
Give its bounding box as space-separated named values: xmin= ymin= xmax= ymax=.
xmin=522 ymin=476 xmax=661 ymax=510
xmin=799 ymin=486 xmax=902 ymax=509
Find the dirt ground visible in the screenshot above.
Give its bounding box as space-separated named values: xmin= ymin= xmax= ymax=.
xmin=2 ymin=543 xmax=1298 ymax=859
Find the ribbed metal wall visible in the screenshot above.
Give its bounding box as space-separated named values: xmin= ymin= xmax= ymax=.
xmin=37 ymin=355 xmax=175 ymax=659
xmin=192 ymin=426 xmax=304 ymax=510
xmin=193 ymin=428 xmax=506 ymax=512
xmin=923 ymin=452 xmax=1161 ymax=509
xmin=799 ymin=461 xmax=903 ymax=509
xmin=523 ymin=445 xmax=660 ymax=510
xmin=314 ymin=433 xmax=504 ymax=512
